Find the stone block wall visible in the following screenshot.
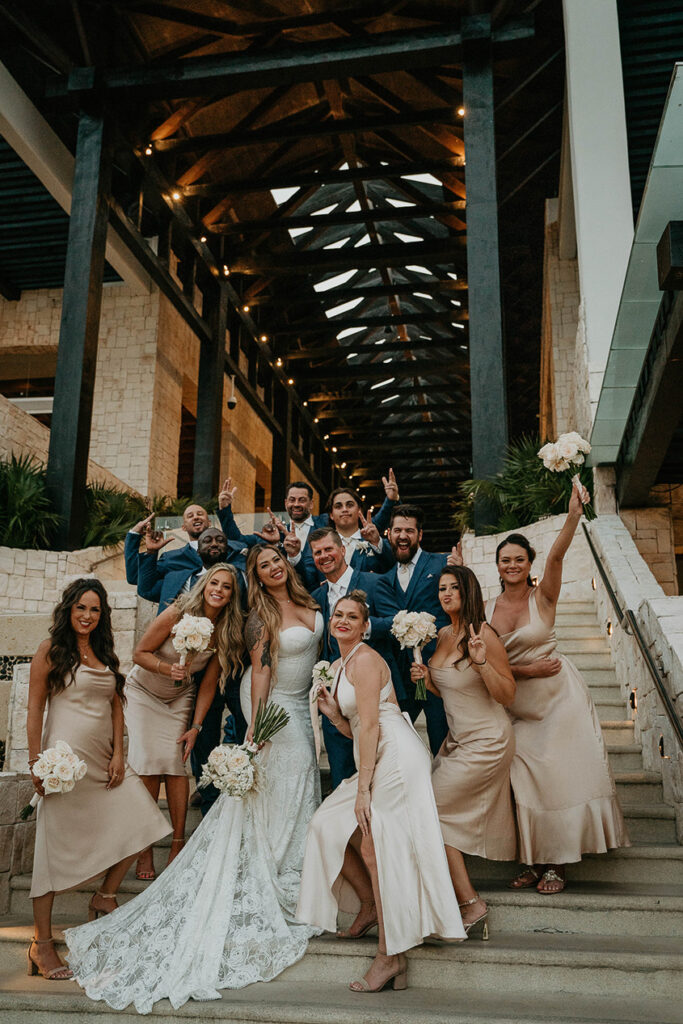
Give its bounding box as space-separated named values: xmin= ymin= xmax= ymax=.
xmin=620 ymin=507 xmax=678 ymax=596
xmin=0 ymin=772 xmax=35 ymax=912
xmin=0 ymin=545 xmax=130 ymax=614
xmin=588 ymin=516 xmax=683 ymax=841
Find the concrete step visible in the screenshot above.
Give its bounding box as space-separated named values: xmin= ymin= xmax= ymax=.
xmin=562 ymin=651 xmax=613 ymax=670
xmin=1 ymin=919 xmax=681 ymax=1008
xmin=556 ymin=638 xmax=610 ymax=655
xmin=600 ymin=720 xmax=635 ymax=744
xmin=555 ymin=624 xmax=604 ymax=639
xmin=580 ymin=667 xmax=619 ymax=687
xmin=554 ymin=613 xmax=602 ymax=626
xmin=0 ymin=966 xmax=679 ymax=1024
xmin=595 ymin=700 xmax=629 ymax=723
xmin=555 ymin=602 xmax=598 ymax=615
xmin=614 ymin=772 xmax=664 ymax=805
xmin=621 ymin=804 xmax=678 ymax=843
xmin=466 ymin=843 xmax=683 ymax=885
xmin=605 ymin=743 xmax=643 ymax=772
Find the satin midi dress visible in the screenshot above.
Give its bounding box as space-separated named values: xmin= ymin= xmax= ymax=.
xmin=296 ymin=665 xmax=466 ymax=955
xmin=30 ymin=664 xmax=170 ymax=898
xmin=430 ymin=659 xmax=517 ymax=861
xmin=486 ymin=589 xmax=630 ymax=865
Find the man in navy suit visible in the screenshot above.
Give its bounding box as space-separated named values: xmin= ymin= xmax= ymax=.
xmin=309 ymin=527 xmax=397 ymax=789
xmin=374 ymin=504 xmax=462 ymax=756
xmin=124 ymin=501 xmax=235 ymax=587
xmin=137 ymin=525 xmax=247 ymax=815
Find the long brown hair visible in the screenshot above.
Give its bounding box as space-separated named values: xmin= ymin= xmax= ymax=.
xmin=439 ymin=565 xmax=486 ymax=666
xmin=46 ymin=578 xmax=125 ymax=700
xmin=174 ymin=563 xmax=244 ymax=690
xmin=245 ymin=544 xmax=319 ymax=679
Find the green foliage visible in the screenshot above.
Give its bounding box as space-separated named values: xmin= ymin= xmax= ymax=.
xmin=452 ymin=436 xmax=594 ymax=536
xmin=82 ymin=485 xmax=148 ymax=550
xmin=0 ymin=454 xmax=61 ymax=548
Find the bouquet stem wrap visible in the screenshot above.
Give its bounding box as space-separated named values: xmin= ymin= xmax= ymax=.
xmin=412 ymin=648 xmax=427 ymax=701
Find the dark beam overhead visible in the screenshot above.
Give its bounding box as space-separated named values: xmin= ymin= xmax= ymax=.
xmin=227 ymin=238 xmax=467 ymax=275
xmin=287 ymin=339 xmax=467 ymax=360
xmin=64 ymin=20 xmax=533 ymax=100
xmin=298 ymin=359 xmax=465 ymax=383
xmin=209 ymin=202 xmax=466 ymax=235
xmin=273 ymin=311 xmax=467 ymax=338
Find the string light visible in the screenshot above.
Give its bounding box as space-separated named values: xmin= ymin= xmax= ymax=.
xmin=341 ymin=461 xmax=347 ymax=469
xmin=303 ymin=401 xmax=308 ymax=407
xmin=171 ymin=191 xmax=181 ymax=201
xmin=144 ymin=144 xmax=153 ymax=156
xmin=458 ymin=107 xmax=465 ymax=117
xmin=314 ymin=417 xmax=319 ymax=423
xmin=223 ymin=265 xmax=230 ymax=276
xmin=242 ymin=304 xmax=250 ymax=313
xmin=332 ymin=446 xmax=338 ymax=452
xmin=260 ymin=334 xmax=268 ymax=342
xmin=324 ymin=434 xmax=330 ymax=440
xmin=288 ymin=378 xmax=294 ymax=385
xmin=276 ymin=358 xmax=283 ymax=367
xmin=200 ymin=235 xmax=207 ymax=243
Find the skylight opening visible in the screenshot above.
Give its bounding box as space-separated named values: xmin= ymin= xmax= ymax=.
xmin=406 ymin=265 xmax=432 ymax=275
xmin=337 ymin=326 xmax=365 ymax=339
xmin=346 ymin=352 xmax=358 ymax=359
xmin=289 ymin=227 xmax=313 ymax=239
xmin=381 ymin=393 xmax=400 ymax=403
xmin=370 ymin=378 xmax=396 ymax=390
xmin=312 ymin=204 xmax=339 ymax=217
xmin=324 ymin=237 xmax=351 ymax=250
xmin=401 ymin=173 xmax=443 ymax=186
xmin=383 ymin=357 xmax=393 ymax=363
xmin=271 ymin=187 xmax=300 ymax=205
xmin=355 ymin=234 xmax=371 ymax=247
xmin=450 ymin=299 xmax=462 ymax=306
xmin=346 ymin=200 xmax=361 ymax=212
xmin=414 ymin=291 xmax=431 ymax=299
xmin=314 ymin=269 xmax=357 ymax=292
xmin=447 ymin=272 xmax=458 ymax=280
xmin=452 ymin=322 xmax=465 ymax=330
xmin=325 ymin=296 xmax=364 ymax=318
xmin=386 ymin=197 xmax=415 ymax=208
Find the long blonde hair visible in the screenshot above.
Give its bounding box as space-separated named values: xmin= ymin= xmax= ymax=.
xmin=174 ymin=563 xmax=244 ymax=690
xmin=245 ymin=544 xmax=319 ymax=679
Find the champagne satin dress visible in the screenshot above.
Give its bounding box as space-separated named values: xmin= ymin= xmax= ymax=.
xmin=485 ymin=590 xmax=629 ymax=865
xmin=31 ymin=665 xmax=170 ymax=898
xmin=430 ymin=659 xmax=517 ymax=860
xmin=124 ymin=637 xmax=213 ymax=776
xmin=297 ymin=649 xmax=466 ymax=955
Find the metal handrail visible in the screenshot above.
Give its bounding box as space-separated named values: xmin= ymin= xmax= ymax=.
xmin=582 ymin=524 xmax=683 ymax=751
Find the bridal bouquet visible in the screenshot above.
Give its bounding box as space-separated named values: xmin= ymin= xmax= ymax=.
xmin=198 ymin=698 xmax=290 ymax=799
xmin=310 ymin=660 xmax=335 ymax=701
xmin=391 ymin=610 xmax=437 ymax=701
xmin=537 ymin=432 xmax=595 ymax=520
xmin=171 ymin=614 xmax=214 ymax=685
xmin=21 ymin=741 xmax=87 ymax=819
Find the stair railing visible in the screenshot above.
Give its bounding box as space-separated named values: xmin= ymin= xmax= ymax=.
xmin=582 ymin=523 xmax=683 ymax=751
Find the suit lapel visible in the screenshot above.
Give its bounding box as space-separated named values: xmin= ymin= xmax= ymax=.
xmin=405 ymin=550 xmax=429 ymax=604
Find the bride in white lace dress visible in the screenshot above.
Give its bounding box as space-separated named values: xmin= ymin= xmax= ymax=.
xmin=65 ymin=544 xmax=323 ymax=1014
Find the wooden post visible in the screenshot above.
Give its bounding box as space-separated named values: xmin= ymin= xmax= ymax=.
xmin=462 ymin=15 xmax=509 ymax=531
xmin=193 ymin=284 xmax=227 ymax=499
xmin=46 ymin=108 xmax=111 ymax=549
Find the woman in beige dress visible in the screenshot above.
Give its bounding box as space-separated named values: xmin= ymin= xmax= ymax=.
xmin=411 ymin=565 xmax=516 ymax=938
xmin=297 ymin=591 xmax=466 ymax=993
xmin=125 ymin=563 xmax=244 ymax=878
xmin=486 ymin=482 xmax=630 ymax=894
xmin=27 ymin=578 xmax=170 ymax=981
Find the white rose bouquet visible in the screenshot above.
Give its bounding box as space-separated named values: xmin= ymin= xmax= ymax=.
xmin=310 ymin=660 xmax=335 ymax=702
xmin=391 ymin=610 xmax=437 ymax=701
xmin=21 ymin=740 xmax=87 ymax=819
xmin=170 ymin=613 xmax=214 ymax=686
xmin=537 ymin=432 xmax=595 ymax=520
xmin=198 ymin=698 xmax=290 ymax=799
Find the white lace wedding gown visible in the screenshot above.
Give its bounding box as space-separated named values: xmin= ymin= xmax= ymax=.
xmin=65 ymin=613 xmax=324 ymax=1014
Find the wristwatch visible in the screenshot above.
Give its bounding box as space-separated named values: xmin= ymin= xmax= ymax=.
xmin=190 ymin=721 xmax=203 ymax=733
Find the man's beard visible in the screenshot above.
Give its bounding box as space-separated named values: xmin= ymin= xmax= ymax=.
xmin=202 ymin=549 xmax=226 ymax=567
xmin=288 ymin=509 xmax=309 ymax=523
xmin=392 ymin=540 xmax=419 ymax=563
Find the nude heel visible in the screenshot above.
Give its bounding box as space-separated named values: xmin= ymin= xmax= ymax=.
xmin=393 ymin=969 xmax=408 ymax=990
xmin=26 ymin=947 xmax=38 ymax=976
xmin=88 ymin=891 xmax=118 ymax=922
xmin=482 ymin=921 xmax=490 ymax=941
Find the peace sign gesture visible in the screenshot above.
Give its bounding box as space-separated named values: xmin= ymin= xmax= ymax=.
xmin=382 ymin=467 xmax=400 ymax=502
xmin=143 ymin=526 xmax=173 ymax=553
xmin=359 ymin=510 xmax=381 ymax=547
xmin=468 ymin=622 xmax=487 ymax=668
xmin=256 ymin=508 xmax=286 ymax=544
xmin=282 ymin=524 xmax=302 ymax=558
xmin=218 ymin=477 xmax=237 ymax=509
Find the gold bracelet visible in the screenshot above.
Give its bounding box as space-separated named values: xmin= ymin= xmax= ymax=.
xmin=157 ymin=658 xmax=162 ymax=674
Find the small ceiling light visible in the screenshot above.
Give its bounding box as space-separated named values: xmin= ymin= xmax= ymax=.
xmin=200 ymin=235 xmax=207 ymax=243
xmin=314 ymin=417 xmax=319 ymax=423
xmin=260 ymin=334 xmax=267 ymax=342
xmin=276 ymin=357 xmax=283 ymax=367
xmin=144 ymin=144 xmax=153 ymax=156
xmin=242 ymin=304 xmax=250 ymax=313
xmin=303 ymin=401 xmax=308 ymax=407
xmin=288 ymin=378 xmax=294 ymax=385
xmin=324 ymin=433 xmax=329 ymax=439
xmin=223 ymin=265 xmax=230 ymax=276
xmin=172 ymin=191 xmax=181 ymax=201
xmin=332 ymin=446 xmax=338 ymax=452
xmin=341 ymin=462 xmax=347 ymax=469
xmin=458 ymin=107 xmax=465 ymax=117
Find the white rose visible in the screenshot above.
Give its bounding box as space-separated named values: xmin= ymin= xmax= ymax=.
xmin=53 ymin=760 xmax=74 ymax=783
xmin=54 ymin=740 xmax=71 ymax=755
xmin=42 ymin=749 xmax=59 ymax=767
xmin=228 ymin=749 xmax=251 ymax=771
xmin=556 ymin=436 xmax=579 ymax=462
xmin=61 ymin=779 xmax=75 ymax=793
xmin=75 ymin=761 xmax=87 ymax=781
xmin=44 ymin=775 xmax=62 ymax=793
xmin=33 ymin=759 xmax=49 ymax=779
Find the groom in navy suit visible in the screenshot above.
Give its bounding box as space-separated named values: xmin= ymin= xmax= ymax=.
xmin=374 ymin=504 xmax=462 ymax=755
xmin=309 ymin=527 xmax=397 ymax=789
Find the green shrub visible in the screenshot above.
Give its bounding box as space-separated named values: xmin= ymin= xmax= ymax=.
xmin=452 ymin=435 xmax=593 ymax=535
xmin=0 ymin=454 xmax=61 ymax=548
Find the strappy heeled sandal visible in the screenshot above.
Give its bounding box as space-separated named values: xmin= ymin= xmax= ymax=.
xmin=27 ymin=937 xmax=74 ymax=980
xmin=88 ymin=890 xmax=119 ymax=922
xmin=508 ymin=866 xmax=541 ymax=889
xmin=537 ymin=868 xmax=566 ymax=894
xmin=337 ymin=899 xmax=378 ymax=939
xmin=349 ymin=953 xmax=407 ymax=992
xmin=135 ymin=848 xmax=156 ymax=881
xmin=459 ymin=895 xmax=489 ymax=940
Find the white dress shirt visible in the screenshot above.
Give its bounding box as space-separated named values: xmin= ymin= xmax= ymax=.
xmin=397 ymin=547 xmax=422 ymax=592
xmin=327 ymin=564 xmax=355 ymax=610
xmin=339 ymin=530 xmax=383 ymax=558
xmin=291 ymin=515 xmax=315 ymax=545
xmin=182 ymin=564 xmax=207 ymax=592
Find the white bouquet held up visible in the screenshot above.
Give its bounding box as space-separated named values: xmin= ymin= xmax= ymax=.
xmin=21 ymin=740 xmax=87 ymax=819
xmin=391 ymin=610 xmax=438 ymax=701
xmin=198 ymin=698 xmax=290 ymax=799
xmin=310 ymin=660 xmax=335 ymax=702
xmin=537 ymin=432 xmax=595 ymax=520
xmin=170 ymin=613 xmax=214 ymax=686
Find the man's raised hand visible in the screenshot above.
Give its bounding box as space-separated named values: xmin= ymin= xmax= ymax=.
xmin=132 ymin=512 xmax=154 ymax=535
xmin=447 ymin=540 xmax=463 ymax=567
xmin=256 ymin=508 xmax=286 ymax=543
xmin=143 ymin=526 xmax=173 ymax=553
xmin=282 ymin=526 xmax=302 ymax=558
xmin=359 ymin=510 xmax=381 ymax=548
xmin=382 ymin=467 xmax=400 ymax=502
xmin=218 ymin=477 xmax=237 ymax=509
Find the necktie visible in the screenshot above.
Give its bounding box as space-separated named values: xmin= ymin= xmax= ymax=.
xmin=398 ymin=563 xmax=411 ymax=592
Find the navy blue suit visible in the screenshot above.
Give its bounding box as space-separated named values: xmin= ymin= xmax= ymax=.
xmin=373 ymin=549 xmax=449 ymax=755
xmin=124 ymin=532 xmax=141 ymax=585
xmin=311 ymin=569 xmax=397 ymax=789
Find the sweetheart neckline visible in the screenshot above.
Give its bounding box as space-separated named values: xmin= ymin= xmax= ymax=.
xmin=279 ymin=610 xmax=321 ymax=636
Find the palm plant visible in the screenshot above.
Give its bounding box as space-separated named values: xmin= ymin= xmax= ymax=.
xmin=0 ymin=454 xmax=61 ymax=548
xmin=452 ymin=435 xmax=593 ymax=535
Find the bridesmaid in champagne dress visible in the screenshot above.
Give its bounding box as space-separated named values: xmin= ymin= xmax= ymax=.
xmin=411 ymin=566 xmax=516 ymax=937
xmin=297 ymin=590 xmax=465 ymax=994
xmin=486 ymin=483 xmax=629 ymax=894
xmin=27 ymin=579 xmax=170 ymax=981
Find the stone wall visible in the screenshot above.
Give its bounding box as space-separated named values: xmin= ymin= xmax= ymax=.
xmin=620 ymin=507 xmax=678 ymax=596
xmin=0 ymin=771 xmax=35 ymax=912
xmin=587 ymin=516 xmax=683 ymax=840
xmin=222 ymin=399 xmax=273 ymax=511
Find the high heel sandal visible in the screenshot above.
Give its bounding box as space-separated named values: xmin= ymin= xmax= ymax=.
xmin=349 ymin=953 xmax=407 ymax=993
xmin=135 ymin=853 xmax=156 ymax=881
xmin=459 ymin=895 xmax=490 ymax=940
xmin=337 ymin=899 xmax=378 ymax=939
xmin=508 ymin=866 xmax=540 ymax=890
xmin=27 ymin=937 xmax=74 ymax=980
xmin=88 ymin=890 xmax=119 ymax=922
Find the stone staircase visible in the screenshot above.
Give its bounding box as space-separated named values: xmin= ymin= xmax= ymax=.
xmin=0 ymin=598 xmax=681 ymax=1023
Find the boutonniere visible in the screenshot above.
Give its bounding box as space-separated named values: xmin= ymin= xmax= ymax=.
xmin=354 ymin=539 xmax=371 ymax=553
xmin=427 ymin=573 xmax=433 ymax=579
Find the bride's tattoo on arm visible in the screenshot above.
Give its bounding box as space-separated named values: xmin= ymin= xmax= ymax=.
xmin=260 ymin=645 xmax=272 ymax=669
xmin=246 ymin=612 xmax=272 ymax=668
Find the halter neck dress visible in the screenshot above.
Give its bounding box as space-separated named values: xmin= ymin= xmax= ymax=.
xmin=297 ymin=643 xmax=466 ymax=954
xmin=430 ymin=653 xmax=517 ymax=861
xmin=486 ymin=589 xmax=629 ymax=865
